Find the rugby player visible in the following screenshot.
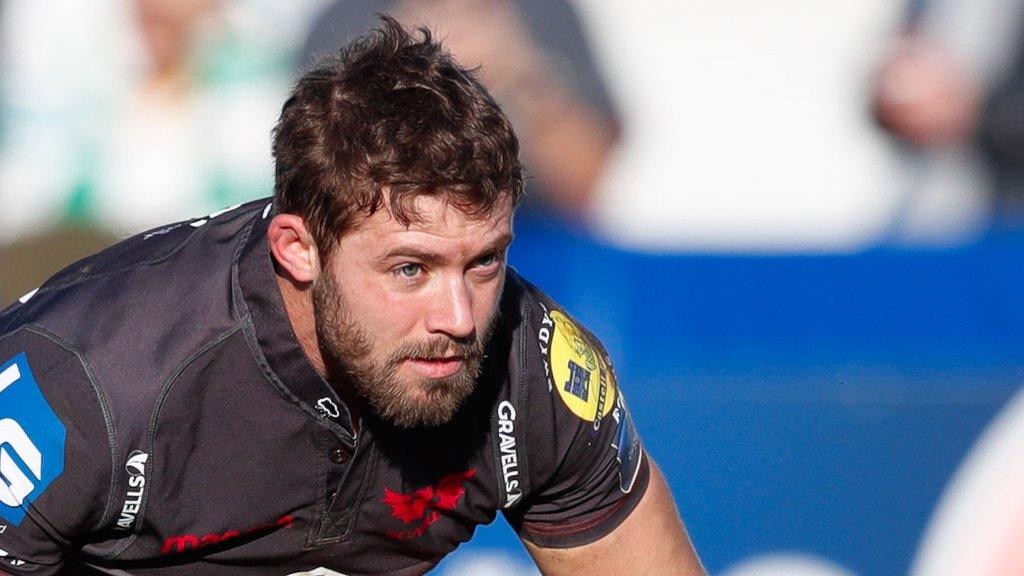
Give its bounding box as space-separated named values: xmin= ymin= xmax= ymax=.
xmin=0 ymin=17 xmax=704 ymax=575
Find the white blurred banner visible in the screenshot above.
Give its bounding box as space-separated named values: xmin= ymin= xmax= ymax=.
xmin=580 ymin=0 xmax=907 ymax=252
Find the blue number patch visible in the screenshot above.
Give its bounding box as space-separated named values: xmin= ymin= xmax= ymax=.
xmin=0 ymin=353 xmax=67 ymax=526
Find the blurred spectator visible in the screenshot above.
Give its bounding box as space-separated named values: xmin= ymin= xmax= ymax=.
xmin=0 ymin=0 xmax=297 ymax=301
xmin=300 ymin=0 xmax=621 ymax=222
xmin=578 ymin=2 xmax=901 ymax=252
xmin=0 ymin=0 xmax=290 ymax=241
xmin=872 ymin=0 xmax=1024 ymax=238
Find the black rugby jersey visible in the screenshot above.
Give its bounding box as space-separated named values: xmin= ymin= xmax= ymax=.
xmin=0 ymin=199 xmax=648 ymax=576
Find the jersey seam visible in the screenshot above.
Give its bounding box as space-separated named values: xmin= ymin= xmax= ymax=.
xmin=101 ymin=324 xmax=245 ymax=561
xmin=514 ymin=279 xmax=532 ymax=506
xmin=235 ymin=295 xmax=328 ymax=428
xmin=341 ymin=444 xmax=379 ymax=544
xmin=522 ymin=495 xmax=630 ymax=537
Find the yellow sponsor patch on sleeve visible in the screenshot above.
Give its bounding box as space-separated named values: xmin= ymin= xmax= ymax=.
xmin=548 ymin=310 xmax=617 ymax=425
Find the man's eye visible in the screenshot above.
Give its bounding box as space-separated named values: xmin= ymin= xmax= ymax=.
xmin=476 ymin=254 xmax=498 ymax=267
xmin=396 ymin=263 xmax=423 ymax=278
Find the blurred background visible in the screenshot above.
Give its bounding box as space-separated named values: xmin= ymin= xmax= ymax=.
xmin=4 ymin=0 xmax=1024 ymax=574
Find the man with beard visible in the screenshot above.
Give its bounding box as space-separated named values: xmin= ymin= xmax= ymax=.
xmin=0 ymin=17 xmax=704 ymax=576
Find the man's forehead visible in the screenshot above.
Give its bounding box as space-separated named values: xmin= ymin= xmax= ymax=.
xmin=343 ymin=194 xmax=513 ymax=248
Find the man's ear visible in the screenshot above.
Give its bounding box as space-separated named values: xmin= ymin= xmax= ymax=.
xmin=268 ymin=214 xmax=320 ymax=284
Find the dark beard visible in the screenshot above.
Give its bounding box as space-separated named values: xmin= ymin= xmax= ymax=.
xmin=312 ymin=273 xmax=490 ymax=428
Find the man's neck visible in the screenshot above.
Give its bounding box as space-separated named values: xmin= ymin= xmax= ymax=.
xmin=275 ymin=271 xmax=327 ymax=377
xmin=274 ymin=270 xmax=366 ymax=429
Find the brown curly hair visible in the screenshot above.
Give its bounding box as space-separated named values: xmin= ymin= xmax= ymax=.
xmin=272 ymin=15 xmax=524 ymax=253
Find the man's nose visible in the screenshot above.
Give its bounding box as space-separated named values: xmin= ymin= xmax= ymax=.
xmin=427 ymin=275 xmax=476 ymax=340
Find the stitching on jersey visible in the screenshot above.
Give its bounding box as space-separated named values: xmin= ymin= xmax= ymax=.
xmin=229 ymin=204 xmax=257 ymax=275
xmin=102 ymin=324 xmax=244 ymax=561
xmin=515 ymin=278 xmax=533 ymax=505
xmin=308 ymin=435 xmax=379 ymax=548
xmin=491 ymin=274 xmax=535 ymax=514
xmin=308 ymin=422 xmax=352 ymax=547
xmin=0 ymin=325 xmax=121 ymax=541
xmin=229 ymin=219 xmax=309 ymax=421
xmin=235 ymin=296 xmax=346 ymax=433
xmin=341 ymin=444 xmax=378 ymax=543
xmin=305 ymin=423 xmax=333 ymax=548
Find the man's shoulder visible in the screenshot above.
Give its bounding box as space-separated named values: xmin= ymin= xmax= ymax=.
xmin=500 ymin=268 xmax=565 ymax=342
xmin=0 ymin=201 xmax=266 ymax=339
xmin=0 ymin=200 xmax=269 ymax=407
xmin=502 ymin=268 xmax=615 ymax=392
xmin=499 ymin=268 xmax=621 ymax=436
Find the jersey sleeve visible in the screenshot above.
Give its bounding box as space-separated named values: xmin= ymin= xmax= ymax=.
xmin=504 ymin=299 xmax=649 ymax=549
xmin=0 ymin=328 xmax=113 ymax=575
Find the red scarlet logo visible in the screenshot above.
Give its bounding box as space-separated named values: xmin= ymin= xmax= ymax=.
xmin=383 ymin=469 xmax=476 ymax=539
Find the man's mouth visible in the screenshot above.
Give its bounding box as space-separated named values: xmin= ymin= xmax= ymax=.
xmin=405 ymin=356 xmax=465 ymax=379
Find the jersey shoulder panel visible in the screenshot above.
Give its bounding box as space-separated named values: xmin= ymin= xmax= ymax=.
xmin=502 ymin=270 xmax=649 ymax=548
xmin=0 ymin=200 xmax=266 ymax=428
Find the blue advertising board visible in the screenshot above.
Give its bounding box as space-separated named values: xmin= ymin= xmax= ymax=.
xmin=435 ymin=213 xmax=1024 ymax=575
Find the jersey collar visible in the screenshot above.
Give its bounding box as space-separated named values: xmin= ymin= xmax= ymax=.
xmin=233 ymin=201 xmax=357 ymax=444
